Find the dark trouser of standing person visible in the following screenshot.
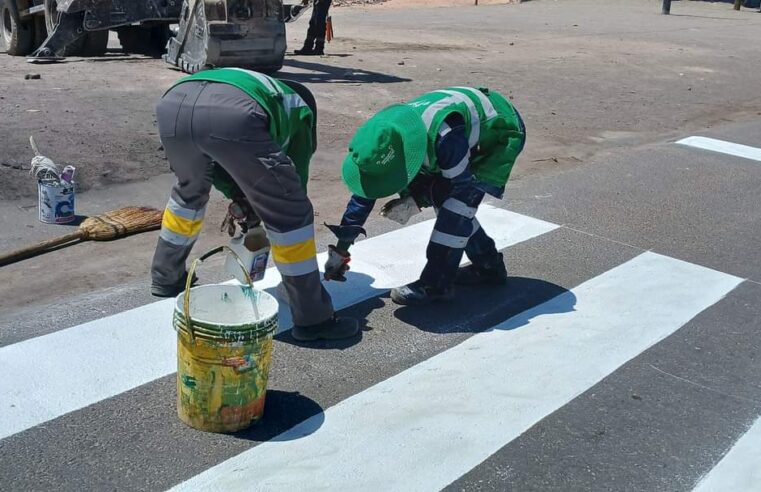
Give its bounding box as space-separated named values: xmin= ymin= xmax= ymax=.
xmin=294 ymin=0 xmax=332 ymax=56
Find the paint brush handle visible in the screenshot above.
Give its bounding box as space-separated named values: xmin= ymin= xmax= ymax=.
xmin=0 ymin=232 xmax=84 ymax=267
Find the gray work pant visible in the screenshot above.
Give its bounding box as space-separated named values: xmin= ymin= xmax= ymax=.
xmin=152 ymin=80 xmax=334 ymax=327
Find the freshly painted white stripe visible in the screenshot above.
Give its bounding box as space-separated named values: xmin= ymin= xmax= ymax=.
xmin=172 ymin=252 xmax=742 ymax=492
xmin=676 ymin=136 xmax=761 ymax=162
xmin=693 ymin=416 xmax=761 ymax=492
xmin=0 ymin=205 xmax=557 ymax=440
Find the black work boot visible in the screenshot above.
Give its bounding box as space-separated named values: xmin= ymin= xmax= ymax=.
xmin=151 ymin=272 xmax=199 ymax=298
xmin=313 ymin=40 xmax=325 ymax=56
xmin=291 ymin=315 xmax=359 ymax=341
xmin=294 ymin=38 xmax=316 ymax=55
xmin=390 ymin=279 xmax=455 ymax=306
xmin=455 ymin=253 xmax=508 ymax=286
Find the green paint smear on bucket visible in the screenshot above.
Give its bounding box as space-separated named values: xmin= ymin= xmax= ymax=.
xmin=182 ymin=375 xmax=197 ymax=389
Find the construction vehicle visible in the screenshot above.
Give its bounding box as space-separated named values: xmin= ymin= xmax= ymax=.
xmin=0 ymin=0 xmax=309 ymax=73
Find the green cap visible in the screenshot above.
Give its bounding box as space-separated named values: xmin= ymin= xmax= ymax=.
xmin=341 ymin=104 xmax=427 ymax=199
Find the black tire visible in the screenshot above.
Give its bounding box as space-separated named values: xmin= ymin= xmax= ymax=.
xmin=1 ymin=1 xmax=34 ymax=55
xmin=118 ymin=25 xmax=170 ymax=57
xmin=81 ymin=29 xmax=108 ymax=56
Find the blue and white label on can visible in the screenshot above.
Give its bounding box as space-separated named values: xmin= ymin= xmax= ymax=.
xmin=250 ymin=252 xmax=269 ymax=282
xmin=38 ymin=181 xmax=76 ymax=224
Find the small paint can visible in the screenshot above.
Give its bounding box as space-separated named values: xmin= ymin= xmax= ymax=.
xmin=38 ymin=180 xmax=76 ymax=224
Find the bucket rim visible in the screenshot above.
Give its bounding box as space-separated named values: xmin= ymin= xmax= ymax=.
xmin=174 ymin=283 xmax=279 ymax=330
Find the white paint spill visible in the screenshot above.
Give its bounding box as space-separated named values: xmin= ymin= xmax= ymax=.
xmin=693 ymin=416 xmax=761 ymax=492
xmin=0 ymin=205 xmax=557 ymax=440
xmin=676 ymin=136 xmax=761 ymax=163
xmin=171 ymin=252 xmax=743 ymax=492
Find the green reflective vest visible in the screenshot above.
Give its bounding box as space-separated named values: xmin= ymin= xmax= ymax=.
xmin=405 ymin=87 xmax=525 ymax=190
xmin=171 ymin=68 xmax=315 ymax=197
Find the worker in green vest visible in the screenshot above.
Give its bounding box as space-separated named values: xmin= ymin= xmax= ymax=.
xmin=151 ymin=68 xmax=358 ymax=341
xmin=324 ymin=87 xmax=526 ymax=305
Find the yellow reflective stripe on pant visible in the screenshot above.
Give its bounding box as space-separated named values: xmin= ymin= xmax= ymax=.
xmin=159 ymin=197 xmax=205 ymax=246
xmin=267 ymin=224 xmax=319 ymax=277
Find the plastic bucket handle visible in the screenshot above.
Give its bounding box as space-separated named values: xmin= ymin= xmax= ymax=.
xmin=183 ymin=245 xmax=254 ymax=342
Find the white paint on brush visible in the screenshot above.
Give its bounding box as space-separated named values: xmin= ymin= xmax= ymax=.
xmin=676 ymin=136 xmax=761 ymax=162
xmin=172 ymin=252 xmax=742 ymax=492
xmin=0 ymin=205 xmax=558 ymax=440
xmin=693 ymin=416 xmax=761 ymax=492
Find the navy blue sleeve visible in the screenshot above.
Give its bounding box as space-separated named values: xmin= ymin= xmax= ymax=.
xmin=333 ymin=194 xmax=376 ymax=251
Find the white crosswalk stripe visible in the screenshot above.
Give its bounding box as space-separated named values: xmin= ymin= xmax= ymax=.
xmin=693 ymin=416 xmax=761 ymax=492
xmin=676 ymin=136 xmax=761 ymax=162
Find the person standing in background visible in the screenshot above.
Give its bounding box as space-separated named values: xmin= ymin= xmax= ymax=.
xmin=294 ymin=0 xmax=332 ymax=56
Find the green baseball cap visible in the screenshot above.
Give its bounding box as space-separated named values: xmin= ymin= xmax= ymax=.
xmin=341 ymin=104 xmax=428 ymax=199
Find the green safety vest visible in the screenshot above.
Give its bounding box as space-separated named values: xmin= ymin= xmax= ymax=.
xmin=171 ymin=68 xmax=315 ymax=197
xmin=405 ymin=87 xmax=525 ymax=190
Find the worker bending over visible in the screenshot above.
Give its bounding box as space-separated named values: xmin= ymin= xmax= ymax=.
xmin=151 ymin=68 xmax=358 ymax=341
xmin=324 ymin=86 xmax=526 ymax=305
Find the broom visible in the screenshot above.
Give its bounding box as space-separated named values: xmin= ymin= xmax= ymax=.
xmin=0 ymin=206 xmax=163 ymax=267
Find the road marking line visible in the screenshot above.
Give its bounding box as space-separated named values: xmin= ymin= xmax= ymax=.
xmin=171 ymin=252 xmax=743 ymax=492
xmin=0 ymin=205 xmax=558 ymax=440
xmin=676 ymin=136 xmax=761 ymax=162
xmin=693 ymin=416 xmax=761 ymax=492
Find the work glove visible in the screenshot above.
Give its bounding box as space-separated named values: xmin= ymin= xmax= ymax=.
xmin=324 ymin=245 xmax=351 ymax=282
xmin=380 ymin=195 xmax=421 ymax=225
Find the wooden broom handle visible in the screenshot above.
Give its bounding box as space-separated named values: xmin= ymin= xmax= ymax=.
xmin=0 ymin=231 xmax=84 ymax=267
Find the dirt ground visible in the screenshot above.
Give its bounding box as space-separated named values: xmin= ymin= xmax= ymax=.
xmin=2 ymin=0 xmax=761 ymax=317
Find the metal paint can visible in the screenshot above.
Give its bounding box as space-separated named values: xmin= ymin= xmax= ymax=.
xmin=37 ymin=181 xmax=76 ymax=224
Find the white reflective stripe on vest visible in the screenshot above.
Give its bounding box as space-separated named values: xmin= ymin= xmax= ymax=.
xmin=227 ymin=68 xmax=281 ymax=94
xmin=282 ymin=93 xmax=308 ymax=115
xmin=440 ymin=153 xmax=469 ymax=179
xmin=420 ymin=96 xmax=459 ymax=129
xmin=452 ymin=87 xmax=498 ymax=120
xmin=434 ymin=90 xmax=480 ymax=148
xmin=266 ymin=223 xmax=314 ymax=246
xmin=442 ymin=197 xmax=477 ymax=219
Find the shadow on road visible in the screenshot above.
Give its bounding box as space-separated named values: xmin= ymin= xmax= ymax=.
xmin=279 ymin=58 xmax=411 ymax=84
xmin=394 ymin=276 xmax=575 ymax=334
xmin=232 ymin=389 xmax=325 ymax=442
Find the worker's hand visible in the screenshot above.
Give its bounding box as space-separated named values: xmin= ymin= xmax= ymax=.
xmin=324 ymin=245 xmax=351 ymax=282
xmin=380 ymin=196 xmax=421 ymax=225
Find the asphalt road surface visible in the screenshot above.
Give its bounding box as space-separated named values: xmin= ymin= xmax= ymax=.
xmin=1 ymin=0 xmax=761 ymax=490
xmin=1 ymin=119 xmax=760 ymax=491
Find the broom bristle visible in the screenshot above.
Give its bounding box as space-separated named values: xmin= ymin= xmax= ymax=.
xmin=80 ymin=207 xmax=164 ymax=241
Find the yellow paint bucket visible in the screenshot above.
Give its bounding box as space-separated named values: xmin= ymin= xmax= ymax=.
xmin=173 ymin=246 xmax=279 ymax=433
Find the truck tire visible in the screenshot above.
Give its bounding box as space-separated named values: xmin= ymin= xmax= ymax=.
xmin=81 ymin=29 xmax=108 ymax=56
xmin=1 ymin=0 xmax=34 ymax=55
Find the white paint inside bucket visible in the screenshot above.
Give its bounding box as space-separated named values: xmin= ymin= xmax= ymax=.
xmin=176 ymin=285 xmax=279 ymax=326
xmin=38 ymin=181 xmax=76 ymax=224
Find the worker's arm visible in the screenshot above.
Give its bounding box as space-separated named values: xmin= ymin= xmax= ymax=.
xmin=323 ymin=195 xmax=375 ymax=281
